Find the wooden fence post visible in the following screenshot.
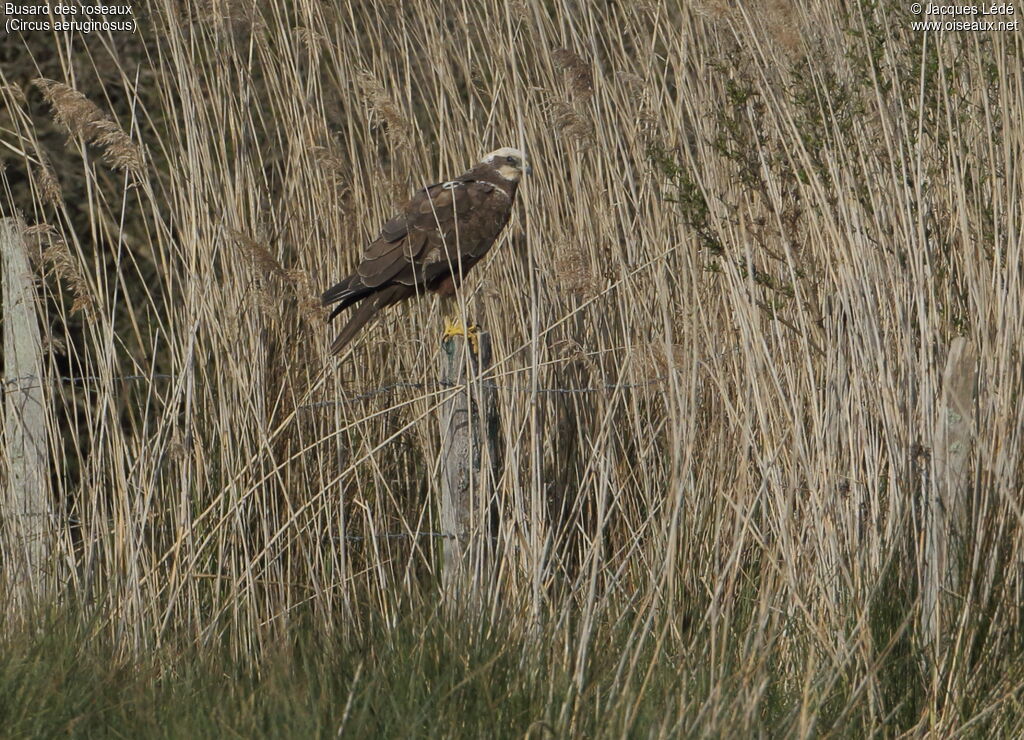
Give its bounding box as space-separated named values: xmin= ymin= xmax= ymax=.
xmin=438 ymin=330 xmax=500 ymax=603
xmin=2 ymin=217 xmax=52 ymax=606
xmin=921 ymin=338 xmax=976 ymax=659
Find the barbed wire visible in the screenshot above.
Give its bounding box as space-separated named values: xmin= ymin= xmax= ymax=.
xmin=2 ymin=373 xmax=668 ymax=404
xmin=299 ymin=377 xmax=667 ymax=409
xmin=3 ymin=374 xmax=174 ymax=386
xmin=302 ymin=381 xmax=431 ymax=406
xmin=333 ymin=531 xmax=454 ymax=542
xmin=1 ymin=513 xmax=456 ymax=543
xmin=2 ymin=373 xmax=173 ymax=396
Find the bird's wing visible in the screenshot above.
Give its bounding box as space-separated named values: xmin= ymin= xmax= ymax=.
xmin=400 ymin=180 xmax=510 ymax=284
xmin=323 ymin=177 xmax=513 ymax=354
xmin=355 ymin=180 xmax=501 ymax=289
xmin=351 ymin=182 xmax=446 ymax=288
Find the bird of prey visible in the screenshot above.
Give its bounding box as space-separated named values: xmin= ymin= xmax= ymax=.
xmin=322 ymin=147 xmax=530 ymax=355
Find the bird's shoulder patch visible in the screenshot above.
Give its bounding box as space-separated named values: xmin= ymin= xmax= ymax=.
xmin=416 ymin=187 xmax=455 ymax=214
xmin=403 ymin=231 xmax=427 ymax=258
xmin=380 ymin=214 xmax=407 ymax=242
xmin=422 ymin=245 xmax=443 ymax=264
xmin=469 ymin=179 xmax=511 ymax=201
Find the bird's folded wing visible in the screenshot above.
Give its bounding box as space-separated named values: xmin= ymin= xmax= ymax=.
xmin=354 ymin=183 xmax=479 ymax=288
xmin=379 ymin=213 xmax=408 ymax=242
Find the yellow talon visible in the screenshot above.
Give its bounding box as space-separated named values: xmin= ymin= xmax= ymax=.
xmin=442 ymin=315 xmax=481 ymax=355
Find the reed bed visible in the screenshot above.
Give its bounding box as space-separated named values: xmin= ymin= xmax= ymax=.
xmin=1 ymin=0 xmax=1022 ymax=734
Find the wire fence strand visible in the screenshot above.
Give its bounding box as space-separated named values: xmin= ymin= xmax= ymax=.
xmin=2 ymin=373 xmax=668 ymax=404
xmin=2 ymin=373 xmax=174 ymax=396
xmin=0 ymin=513 xmax=458 ymax=543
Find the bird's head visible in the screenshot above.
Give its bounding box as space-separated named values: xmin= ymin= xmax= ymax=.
xmin=482 ymin=147 xmax=532 ymax=182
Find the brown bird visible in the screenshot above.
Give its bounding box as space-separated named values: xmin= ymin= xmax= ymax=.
xmin=322 ymin=147 xmax=531 ymax=355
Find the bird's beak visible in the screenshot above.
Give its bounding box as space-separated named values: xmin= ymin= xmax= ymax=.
xmin=525 ymin=163 xmax=533 ymax=176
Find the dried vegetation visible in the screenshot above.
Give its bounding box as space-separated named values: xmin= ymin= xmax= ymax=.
xmin=1 ymin=0 xmax=1022 ymax=734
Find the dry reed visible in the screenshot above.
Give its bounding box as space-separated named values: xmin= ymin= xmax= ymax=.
xmin=1 ymin=0 xmax=1022 ymax=734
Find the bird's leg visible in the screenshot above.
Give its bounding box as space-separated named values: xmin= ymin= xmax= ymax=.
xmin=442 ymin=314 xmax=481 ymax=355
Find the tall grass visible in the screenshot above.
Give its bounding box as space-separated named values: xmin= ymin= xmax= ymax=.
xmin=1 ymin=0 xmax=1022 ymax=733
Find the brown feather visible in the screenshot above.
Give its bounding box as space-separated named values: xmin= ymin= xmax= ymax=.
xmin=328 ymin=299 xmax=378 ymax=355
xmin=322 ymin=157 xmax=521 ymax=355
xmin=328 ymin=284 xmax=410 ymax=354
xmin=380 ymin=214 xmax=407 ymax=242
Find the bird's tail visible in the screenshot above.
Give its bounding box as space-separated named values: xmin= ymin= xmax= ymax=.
xmin=322 ymin=275 xmax=375 ymax=320
xmin=327 ymin=285 xmax=404 ymax=355
xmin=328 ymin=300 xmax=378 ymax=355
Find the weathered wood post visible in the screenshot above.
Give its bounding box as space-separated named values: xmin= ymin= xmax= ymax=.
xmin=921 ymin=337 xmax=976 ymax=659
xmin=438 ymin=330 xmax=500 ymax=603
xmin=2 ymin=217 xmax=52 ymax=606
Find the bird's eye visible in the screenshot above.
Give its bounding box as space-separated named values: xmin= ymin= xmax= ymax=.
xmin=506 ymin=156 xmax=517 ymax=164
